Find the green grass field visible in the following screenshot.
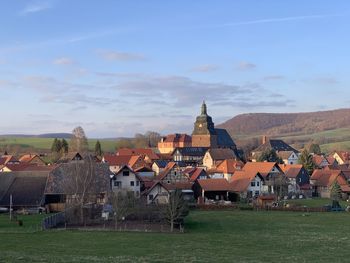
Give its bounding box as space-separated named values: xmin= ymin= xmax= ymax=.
xmin=284 ymin=198 xmax=349 ymax=207
xmin=1 ymin=210 xmax=350 ymax=262
xmin=0 ymin=137 xmax=118 ymax=153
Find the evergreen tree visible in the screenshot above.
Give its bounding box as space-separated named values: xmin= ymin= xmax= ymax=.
xmin=61 ymin=139 xmax=69 ymax=154
xmin=95 ymin=140 xmax=102 ymax=157
xmin=51 ymin=138 xmax=61 ymax=153
xmin=308 ymin=143 xmax=321 ymax=155
xmin=257 ymin=149 xmax=283 ymax=164
xmin=298 ymin=149 xmax=315 ymax=175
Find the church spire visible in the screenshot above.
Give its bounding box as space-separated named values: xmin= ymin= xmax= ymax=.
xmin=201 ymin=100 xmax=207 ymax=115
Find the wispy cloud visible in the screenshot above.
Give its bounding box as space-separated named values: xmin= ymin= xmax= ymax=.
xmin=191 ymin=64 xmax=219 ymax=73
xmin=53 ymin=57 xmax=76 ymax=65
xmin=236 ymin=61 xmax=256 ymax=71
xmin=97 ymin=50 xmax=146 ymax=62
xmin=19 ymin=1 xmax=53 ymax=15
xmin=263 ymin=75 xmax=285 ymax=81
xmin=204 ymin=14 xmax=343 ymax=28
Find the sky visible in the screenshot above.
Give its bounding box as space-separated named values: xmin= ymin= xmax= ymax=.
xmin=0 ymin=0 xmax=350 ymax=138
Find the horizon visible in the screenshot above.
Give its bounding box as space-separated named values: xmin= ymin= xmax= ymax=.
xmin=1 ymin=1 xmax=350 ymax=137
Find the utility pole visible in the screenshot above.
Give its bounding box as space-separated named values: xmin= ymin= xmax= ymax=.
xmin=9 ymin=194 xmax=12 ymax=221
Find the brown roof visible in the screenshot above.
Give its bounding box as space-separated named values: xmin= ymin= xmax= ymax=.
xmin=0 ymin=155 xmax=19 ymax=165
xmin=206 ymin=148 xmax=237 ymax=161
xmin=103 ymin=154 xmax=131 ymax=166
xmin=230 ymin=170 xmax=262 ymax=192
xmin=162 ymin=134 xmax=191 ymax=143
xmin=116 ymin=148 xmax=159 ymax=160
xmin=19 ymin=154 xmax=44 ymax=164
xmin=310 ymin=169 xmax=347 ymax=187
xmin=312 ymin=155 xmax=328 ymax=167
xmin=183 ymin=168 xmax=207 ymax=181
xmin=3 ymin=163 xmax=37 ymax=172
xmin=157 ymin=162 xmax=177 ymax=180
xmin=279 ymin=164 xmax=304 ymax=178
xmin=277 ymin=151 xmax=295 ymax=160
xmin=197 ymin=178 xmax=231 ymax=191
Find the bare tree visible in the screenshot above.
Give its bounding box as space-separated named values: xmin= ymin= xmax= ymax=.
xmin=70 ymin=126 xmax=89 ymax=153
xmin=59 ymin=155 xmax=98 ymax=224
xmin=110 ymin=191 xmax=136 ymax=229
xmin=159 ymin=189 xmax=189 ymax=232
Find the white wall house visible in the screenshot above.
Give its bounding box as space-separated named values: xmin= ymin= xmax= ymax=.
xmin=111 ymin=165 xmax=141 ymax=198
xmin=247 ymin=175 xmax=263 ymax=197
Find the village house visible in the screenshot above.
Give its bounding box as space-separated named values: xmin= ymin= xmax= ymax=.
xmin=251 ymin=137 xmax=299 ymax=164
xmin=242 ymin=162 xmax=287 ymax=196
xmin=110 ymin=165 xmax=141 ymax=197
xmin=157 ymin=133 xmax=192 ymax=154
xmin=157 ymin=162 xmax=189 ymax=184
xmin=202 ymin=148 xmax=238 ymax=169
xmin=193 ymin=178 xmax=233 ymax=202
xmin=230 ymin=170 xmax=264 ymax=200
xmin=279 ymin=164 xmax=310 ymax=195
xmin=151 ymin=160 xmax=168 ymax=175
xmin=208 ymin=159 xmax=244 ymax=180
xmin=102 ymin=154 xmax=146 ymax=173
xmin=183 ymin=167 xmax=209 ymax=182
xmin=333 ymin=151 xmax=350 ymax=165
xmin=312 ymin=155 xmax=330 ymax=169
xmin=116 ymin=148 xmax=159 ymax=164
xmin=19 ymin=154 xmax=46 ymax=166
xmin=310 ymin=169 xmax=350 ymax=198
xmin=172 ymin=147 xmax=208 ymax=166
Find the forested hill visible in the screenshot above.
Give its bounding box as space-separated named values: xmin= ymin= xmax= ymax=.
xmin=217 ymin=109 xmax=350 ymax=137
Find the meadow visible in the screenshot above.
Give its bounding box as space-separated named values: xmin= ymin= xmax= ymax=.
xmin=0 ymin=210 xmax=350 ymax=262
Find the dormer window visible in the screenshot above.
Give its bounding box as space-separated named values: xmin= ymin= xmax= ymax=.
xmin=123 ymin=170 xmax=130 ymax=176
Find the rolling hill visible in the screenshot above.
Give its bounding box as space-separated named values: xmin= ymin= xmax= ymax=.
xmin=217 ymin=108 xmax=350 ymax=152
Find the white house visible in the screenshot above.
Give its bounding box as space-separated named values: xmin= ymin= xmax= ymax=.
xmin=111 ymin=165 xmax=141 ymax=198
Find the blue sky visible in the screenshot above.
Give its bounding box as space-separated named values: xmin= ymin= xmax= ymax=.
xmin=0 ymin=0 xmax=349 ymax=137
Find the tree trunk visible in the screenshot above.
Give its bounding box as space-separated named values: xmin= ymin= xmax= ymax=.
xmin=170 ymin=220 xmax=174 ymax=232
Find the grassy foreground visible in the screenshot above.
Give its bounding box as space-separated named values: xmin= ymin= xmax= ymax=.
xmin=1 ymin=210 xmax=350 ymax=262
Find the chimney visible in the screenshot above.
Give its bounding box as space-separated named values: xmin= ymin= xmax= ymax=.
xmin=262 ymin=135 xmax=267 ymax=144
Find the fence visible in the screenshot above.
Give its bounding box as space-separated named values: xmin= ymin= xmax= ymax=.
xmin=42 ymin=211 xmax=66 ymax=230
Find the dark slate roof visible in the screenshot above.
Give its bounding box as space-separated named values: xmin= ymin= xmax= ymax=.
xmin=215 ymin=128 xmax=236 ymax=148
xmin=206 ymin=148 xmax=237 ymax=160
xmin=45 ymin=162 xmax=111 ymax=195
xmin=0 ymin=172 xmax=49 ymax=207
xmin=153 ymin=160 xmax=168 ymax=168
xmin=253 ymin=139 xmax=298 ymax=153
xmin=174 ymin=147 xmax=208 ymax=157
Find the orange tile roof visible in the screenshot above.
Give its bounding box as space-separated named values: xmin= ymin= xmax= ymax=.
xmin=243 ymin=162 xmax=279 ymax=178
xmin=216 ymin=159 xmax=244 ymax=174
xmin=197 ymin=178 xmax=231 ymax=191
xmin=230 ymin=170 xmax=261 ymax=192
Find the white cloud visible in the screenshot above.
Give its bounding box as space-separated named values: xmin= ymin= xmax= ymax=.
xmin=53 ymin=57 xmax=75 ymax=65
xmin=97 ymin=50 xmax=146 ymax=62
xmin=236 ymin=61 xmax=257 ymax=71
xmin=191 ymin=64 xmax=219 ymax=72
xmin=19 ymin=1 xmax=53 ymax=15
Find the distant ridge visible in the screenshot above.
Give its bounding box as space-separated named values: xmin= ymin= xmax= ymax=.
xmin=217 ymin=108 xmax=350 ymax=137
xmin=0 ymin=133 xmax=72 ymax=139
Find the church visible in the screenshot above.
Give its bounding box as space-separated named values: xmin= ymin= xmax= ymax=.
xmin=192 ymin=101 xmax=236 ymax=150
xmin=158 ymin=101 xmax=237 ymax=154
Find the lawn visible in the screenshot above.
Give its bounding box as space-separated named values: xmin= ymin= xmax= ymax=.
xmin=0 ymin=137 xmax=118 ymax=153
xmin=0 ymin=210 xmax=350 ymax=262
xmin=284 ymin=198 xmax=349 ymax=208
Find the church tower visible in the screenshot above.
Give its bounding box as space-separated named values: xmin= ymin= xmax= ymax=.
xmin=192 ymin=101 xmax=217 ymax=147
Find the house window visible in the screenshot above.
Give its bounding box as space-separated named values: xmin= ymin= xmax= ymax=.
xmin=251 ymin=182 xmax=256 ymax=187
xmin=130 ymin=181 xmax=134 ymax=186
xmin=123 ymin=170 xmax=130 ymax=176
xmin=149 ymin=194 xmax=154 ymax=200
xmin=136 ymin=181 xmax=139 ymax=186
xmin=255 ymin=191 xmax=260 ymax=196
xmin=257 ymin=181 xmax=260 ymax=186
xmin=114 ymin=181 xmax=122 ymax=188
